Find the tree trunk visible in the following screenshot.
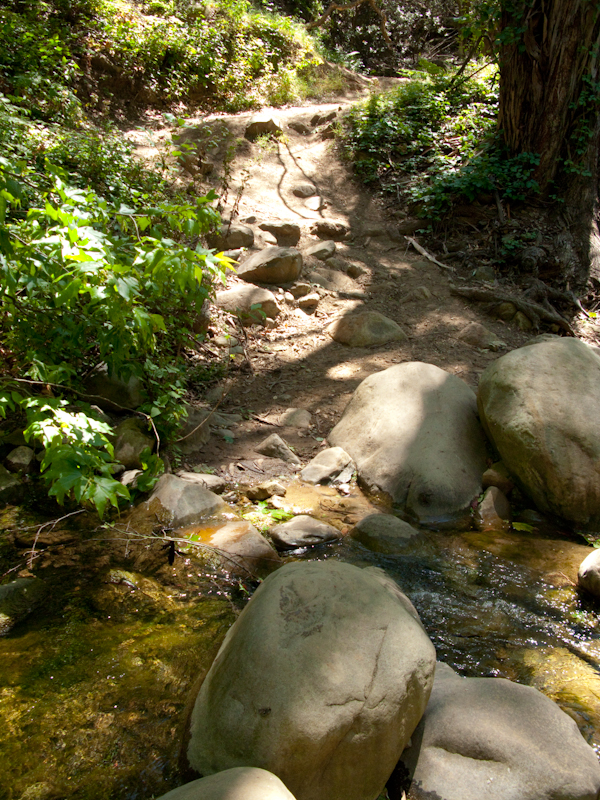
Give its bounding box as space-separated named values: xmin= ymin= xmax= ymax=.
xmin=498 ymin=0 xmax=600 ymax=289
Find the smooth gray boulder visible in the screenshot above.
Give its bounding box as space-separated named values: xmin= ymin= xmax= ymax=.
xmin=207 ymin=223 xmax=254 ymax=252
xmin=145 ymin=474 xmax=225 ymax=528
xmin=238 ymin=247 xmax=302 ymax=286
xmin=578 ymin=548 xmax=600 ymax=597
xmin=301 ymin=446 xmax=353 ymax=484
xmin=477 ymin=338 xmax=600 ymax=525
xmin=112 ymin=418 xmax=154 ymax=469
xmin=350 ymin=513 xmax=420 ymax=554
xmin=327 ymin=311 xmax=407 ymax=348
xmin=329 ymin=363 xmax=488 ymax=526
xmin=155 ymin=768 xmax=297 ymax=800
xmin=400 ymin=662 xmax=600 ymax=800
xmin=197 ymin=520 xmax=282 ymax=577
xmin=269 ymin=515 xmax=341 ymax=549
xmin=216 ymin=285 xmax=280 ymax=322
xmin=188 ymin=561 xmax=436 ymax=800
xmin=177 ymin=472 xmax=228 ymax=494
xmin=258 ymin=221 xmax=301 ymax=247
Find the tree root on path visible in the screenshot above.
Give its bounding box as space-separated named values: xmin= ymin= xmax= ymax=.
xmin=449 ymin=284 xmax=576 ymax=335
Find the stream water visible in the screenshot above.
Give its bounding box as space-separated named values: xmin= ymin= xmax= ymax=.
xmin=0 ymin=489 xmax=599 ymax=800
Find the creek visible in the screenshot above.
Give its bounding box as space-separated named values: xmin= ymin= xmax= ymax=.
xmin=0 ymin=488 xmax=599 ymax=800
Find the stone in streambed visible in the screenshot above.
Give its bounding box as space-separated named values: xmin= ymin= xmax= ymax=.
xmin=399 ymin=662 xmax=600 ymax=800
xmin=182 ymin=519 xmax=281 ymax=577
xmin=256 ymin=434 xmax=301 ymax=466
xmin=329 ymin=363 xmax=488 ymax=526
xmin=482 ymin=460 xmax=514 ymax=495
xmin=238 ymin=247 xmax=302 ymax=286
xmin=327 ymin=311 xmax=407 ymax=347
xmin=578 ymin=548 xmax=600 ymax=597
xmin=0 ymin=578 xmax=48 ymax=636
xmin=177 ymin=472 xmax=228 ymax=494
xmin=269 ymin=515 xmax=341 ymax=549
xmin=5 ymin=446 xmax=35 ymax=474
xmin=113 ymin=418 xmax=154 ymax=470
xmin=475 ymin=486 xmax=511 ymax=531
xmin=350 ymin=514 xmax=420 ymax=554
xmin=154 ymin=768 xmax=297 ymax=800
xmin=245 ymin=479 xmax=286 ymax=501
xmin=301 ymin=447 xmax=353 ymax=485
xmin=145 ymin=474 xmax=225 ymax=528
xmin=187 ymin=560 xmax=436 ymax=800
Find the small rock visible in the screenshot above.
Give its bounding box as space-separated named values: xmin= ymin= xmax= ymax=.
xmin=301 ymin=446 xmax=353 ymax=484
xmin=241 ymin=215 xmax=257 ymax=224
xmin=472 ymin=264 xmax=496 ymax=282
xmin=320 ymin=124 xmax=336 ymax=140
xmin=309 ymin=220 xmax=349 ymax=241
xmin=346 ymin=262 xmax=366 ymax=278
xmin=397 ymin=218 xmax=423 ymax=235
xmin=475 ymin=486 xmax=511 ymax=531
xmin=350 ymin=513 xmax=420 ymax=554
xmin=152 ymin=767 xmax=298 ymax=800
xmin=514 ymin=310 xmax=533 ymax=330
xmin=288 ymin=283 xmax=310 ymax=300
xmin=246 ymin=479 xmax=286 ymax=501
xmin=308 ymin=268 xmax=357 ymax=293
xmin=207 ymin=223 xmax=254 ymax=251
xmin=186 ymin=519 xmax=282 ymax=577
xmin=216 ymin=285 xmax=281 ymax=322
xmin=482 ymin=461 xmax=514 ymax=495
xmin=145 ymin=474 xmax=225 ymax=528
xmin=304 ymin=240 xmax=336 ymax=260
xmin=288 ymin=120 xmax=312 ymax=135
xmin=113 ymin=418 xmax=155 ymax=470
xmin=256 ymin=434 xmax=301 ymax=466
xmin=283 ymin=291 xmax=295 ymax=305
xmin=238 ymin=247 xmax=303 ymax=286
xmin=120 ymin=469 xmax=142 ymax=489
xmin=298 ymin=293 xmax=320 ymax=311
xmin=327 ymin=310 xmax=408 ymax=347
xmin=258 ymin=221 xmax=301 ymax=247
xmin=269 ymin=514 xmax=341 ymax=549
xmin=311 ymin=110 xmax=337 ymax=126
xmin=578 ymin=548 xmax=600 ymax=597
xmin=279 ymin=408 xmax=312 ymax=429
xmin=245 ymin=115 xmax=283 ymax=141
xmin=457 ymin=322 xmax=506 ymax=351
xmin=360 ymin=222 xmax=387 ymax=237
xmin=292 ymin=184 xmax=316 ymax=198
xmin=5 ymin=446 xmax=35 ymax=474
xmin=177 ymin=472 xmax=228 ymax=493
xmin=495 ymin=301 xmax=517 ymax=321
xmin=399 ymin=286 xmax=432 ymax=304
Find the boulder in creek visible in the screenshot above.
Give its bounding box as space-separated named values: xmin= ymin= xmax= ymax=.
xmin=399 ymin=662 xmax=600 ymax=800
xmin=154 ymin=768 xmax=297 ymax=800
xmin=187 ymin=561 xmax=436 ymax=800
xmin=5 ymin=446 xmax=35 ymax=474
xmin=329 ymin=362 xmax=488 ymax=526
xmin=238 ymin=247 xmax=302 ymax=286
xmin=578 ymin=548 xmax=600 ymax=597
xmin=475 ymin=485 xmax=511 ymax=531
xmin=301 ymin=446 xmax=353 ymax=484
xmin=245 ymin=116 xmax=283 ymax=142
xmin=112 ymin=418 xmax=155 ymax=470
xmin=0 ymin=578 xmax=48 ymax=636
xmin=258 ymin=221 xmax=301 ymax=247
xmin=245 ymin=479 xmax=286 ymax=501
xmin=327 ymin=310 xmax=408 ymax=348
xmin=216 ymin=285 xmax=281 ymax=322
xmin=350 ymin=513 xmax=420 ymax=554
xmin=144 ymin=474 xmax=225 ymax=528
xmin=177 ymin=472 xmax=228 ymax=494
xmin=477 ymin=338 xmax=600 ymax=526
xmin=207 ymin=223 xmax=254 ymax=252
xmin=269 ymin=514 xmax=342 ymax=550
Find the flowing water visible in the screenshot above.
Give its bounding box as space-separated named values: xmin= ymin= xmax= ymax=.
xmin=0 ymin=490 xmax=599 ymax=800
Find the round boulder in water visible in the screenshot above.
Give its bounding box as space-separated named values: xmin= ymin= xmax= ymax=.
xmin=187 ymin=561 xmax=436 ymax=800
xmin=155 ymin=768 xmax=297 ymax=800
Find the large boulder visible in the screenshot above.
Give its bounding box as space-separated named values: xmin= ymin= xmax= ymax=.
xmin=183 ymin=520 xmax=282 ymax=578
xmin=188 ymin=561 xmax=436 ymax=800
xmin=238 ymin=247 xmax=302 ymax=286
xmin=350 ymin=513 xmax=420 ymax=554
xmin=578 ymin=548 xmax=600 ymax=597
xmin=477 ymin=339 xmax=600 ymax=525
xmin=145 ymin=474 xmax=225 ymax=528
xmin=327 ymin=311 xmax=408 ymax=348
xmin=207 ymin=223 xmax=254 ymax=252
xmin=269 ymin=515 xmax=342 ymax=549
xmin=400 ymin=662 xmax=600 ymax=800
xmin=329 ymin=363 xmax=488 ymax=526
xmin=215 ymin=285 xmax=281 ymax=322
xmin=112 ymin=418 xmax=154 ymax=469
xmin=154 ymin=768 xmax=297 ymax=800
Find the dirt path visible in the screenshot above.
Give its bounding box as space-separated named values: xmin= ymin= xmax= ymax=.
xmin=131 ymin=94 xmax=537 ymax=483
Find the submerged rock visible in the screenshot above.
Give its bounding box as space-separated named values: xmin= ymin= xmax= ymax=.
xmin=350 ymin=514 xmax=420 ymax=554
xmin=187 ymin=561 xmax=436 ymax=800
xmin=0 ymin=578 xmax=48 ymax=636
xmin=300 ymin=447 xmax=353 ymax=485
xmin=269 ymin=515 xmax=341 ymax=549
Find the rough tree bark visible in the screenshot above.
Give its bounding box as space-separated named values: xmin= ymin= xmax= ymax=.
xmin=498 ymin=0 xmax=600 ymax=290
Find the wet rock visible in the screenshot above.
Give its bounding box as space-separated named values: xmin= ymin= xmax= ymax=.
xmin=258 ymin=222 xmax=301 ymax=247
xmin=301 ymin=446 xmax=353 ymax=484
xmin=298 ymin=293 xmax=320 ymax=311
xmin=178 ymin=406 xmax=211 ymax=455
xmin=216 ymin=285 xmax=281 ymax=322
xmin=279 ymin=408 xmax=312 ymax=429
xmin=482 ymin=461 xmax=514 ymax=495
xmin=256 ymin=434 xmax=301 ymax=466
xmin=578 ymin=548 xmax=600 ymax=597
xmin=84 ymin=365 xmax=142 ymax=411
xmin=327 ymin=310 xmax=408 ymax=347
xmin=305 ymin=240 xmax=336 ymax=260
xmin=309 ymin=220 xmax=349 ymax=241
xmin=207 ymin=223 xmax=254 ymax=252
xmin=238 ymin=247 xmax=302 ymax=286
xmin=399 ymin=662 xmax=600 ymax=800
xmin=113 ymin=418 xmax=154 ymax=470
xmin=292 ymin=184 xmax=316 ymax=198
xmin=187 ymin=519 xmax=281 ymax=577
xmin=269 ymin=514 xmax=341 ymax=549
xmin=155 ymin=767 xmax=297 ymax=800
xmin=329 ymin=363 xmax=488 ymax=526
xmin=145 ymin=474 xmax=225 ymax=528
xmin=245 ymin=116 xmax=283 ymax=141
xmin=478 ymin=339 xmax=600 ymax=526
xmin=177 ymin=472 xmax=228 ymax=494
xmin=495 ymin=301 xmax=517 ymax=321
xmin=350 ymin=514 xmax=420 ymax=554
xmin=475 ymin=486 xmax=511 ymax=531
xmin=187 ymin=561 xmax=436 ymax=800
xmin=457 ymin=322 xmax=505 ymax=351
xmin=5 ymin=446 xmax=35 ymax=474
xmin=0 ymin=578 xmax=48 ymax=636
xmin=245 ymin=479 xmax=286 ymax=501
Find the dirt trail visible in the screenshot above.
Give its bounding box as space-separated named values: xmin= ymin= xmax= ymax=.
xmin=132 ymin=93 xmax=535 ymax=481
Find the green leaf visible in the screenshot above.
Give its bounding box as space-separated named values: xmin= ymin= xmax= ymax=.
xmin=512 ymin=521 xmax=534 ymax=532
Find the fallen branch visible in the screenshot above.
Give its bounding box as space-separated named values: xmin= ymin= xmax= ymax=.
xmin=405 ymin=236 xmax=456 ymax=272
xmin=449 ymin=284 xmax=575 ymax=334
